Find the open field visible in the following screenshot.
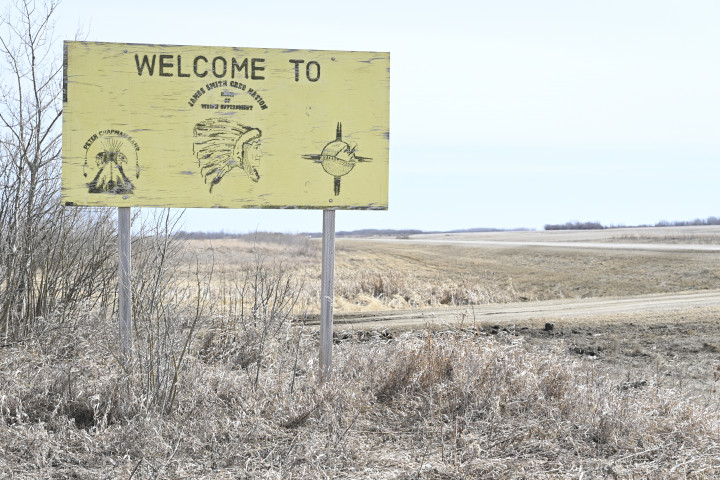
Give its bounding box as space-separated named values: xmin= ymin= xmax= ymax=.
xmin=182 ymin=225 xmax=720 ymax=310
xmin=336 ymin=226 xmax=720 ymax=303
xmin=2 ymin=225 xmax=720 ymax=478
xmin=411 ymin=225 xmax=720 ymax=244
xmin=328 ymin=227 xmax=720 ymax=400
xmin=179 ymin=226 xmax=720 ymax=400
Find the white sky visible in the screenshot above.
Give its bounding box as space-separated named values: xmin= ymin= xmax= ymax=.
xmin=54 ymin=0 xmax=720 ymax=232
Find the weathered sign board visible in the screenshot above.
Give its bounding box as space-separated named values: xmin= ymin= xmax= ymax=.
xmin=62 ymin=41 xmax=390 ymax=209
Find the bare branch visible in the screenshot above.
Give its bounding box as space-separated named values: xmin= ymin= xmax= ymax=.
xmin=0 ymin=0 xmax=104 ymax=342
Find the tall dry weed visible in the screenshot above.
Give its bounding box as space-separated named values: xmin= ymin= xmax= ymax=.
xmin=2 ymin=322 xmax=719 ymax=478
xmin=199 ymin=244 xmax=309 ymax=390
xmin=125 ymin=210 xmax=209 ymax=414
xmin=334 ymin=268 xmax=520 ymax=309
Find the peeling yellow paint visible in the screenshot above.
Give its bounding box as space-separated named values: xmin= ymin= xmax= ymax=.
xmin=62 ymin=41 xmax=389 ymax=209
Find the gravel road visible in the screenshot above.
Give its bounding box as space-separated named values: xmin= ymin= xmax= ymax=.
xmin=318 ymin=290 xmax=720 ymax=331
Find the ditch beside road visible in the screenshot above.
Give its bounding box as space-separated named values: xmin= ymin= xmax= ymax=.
xmin=311 ymin=290 xmax=720 ymax=400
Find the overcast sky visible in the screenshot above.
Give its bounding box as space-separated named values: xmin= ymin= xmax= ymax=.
xmin=54 ymin=0 xmax=720 ymax=233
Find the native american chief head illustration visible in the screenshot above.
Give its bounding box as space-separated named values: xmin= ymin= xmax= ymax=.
xmin=193 ymin=118 xmax=262 ymax=192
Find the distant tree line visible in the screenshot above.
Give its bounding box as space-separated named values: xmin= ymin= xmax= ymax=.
xmin=335 ymin=228 xmax=423 ymax=237
xmin=544 ymin=221 xmax=605 ymax=231
xmin=177 ymin=229 xmax=428 ymax=239
xmin=655 ymin=217 xmax=720 ymax=227
xmin=179 ymin=217 xmax=720 ymax=237
xmin=544 ymin=216 xmax=720 ymax=231
xmin=176 ymin=230 xmax=309 ymax=240
xmin=176 ymin=230 xmax=314 ymax=246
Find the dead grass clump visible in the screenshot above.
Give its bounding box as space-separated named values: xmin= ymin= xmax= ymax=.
xmin=2 ymin=326 xmax=720 ymax=478
xmin=374 ymin=335 xmax=455 ymax=403
xmin=198 ymin=253 xmax=308 ymax=390
xmin=430 ymin=274 xmax=521 ymax=305
xmin=0 ymin=314 xmax=124 ymax=431
xmin=334 ymin=268 xmax=522 ymax=310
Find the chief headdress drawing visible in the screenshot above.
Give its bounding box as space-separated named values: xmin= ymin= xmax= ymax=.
xmin=193 ymin=118 xmax=262 ymax=192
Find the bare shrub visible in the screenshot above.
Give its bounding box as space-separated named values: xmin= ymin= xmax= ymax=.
xmin=0 ymin=1 xmax=117 ymax=344
xmin=199 ymin=244 xmax=307 ymax=389
xmin=125 ymin=209 xmax=208 ymax=414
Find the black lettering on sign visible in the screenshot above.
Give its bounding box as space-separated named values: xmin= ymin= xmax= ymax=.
xmin=289 ymin=59 xmax=320 ymax=82
xmin=134 ymin=54 xmax=270 ymax=80
xmin=289 ymin=59 xmax=303 ymax=81
xmin=135 ymin=54 xmax=156 ymax=75
xmin=177 ymin=55 xmax=191 ymax=78
xmin=83 ymin=133 xmax=98 ymax=150
xmin=232 ymin=58 xmax=248 ymax=78
xmin=194 ymin=56 xmax=208 ymax=77
xmin=251 ymin=58 xmax=265 ymax=80
xmin=205 ymin=80 xmax=228 ymax=91
xmin=188 ymin=87 xmax=206 ymax=107
xmin=306 ymin=61 xmax=320 ymax=82
xmin=212 ymin=57 xmax=227 ymax=78
xmin=220 ymin=104 xmax=253 ymax=110
xmin=159 ymin=54 xmax=173 ymax=77
xmin=247 ymin=88 xmax=269 ymax=110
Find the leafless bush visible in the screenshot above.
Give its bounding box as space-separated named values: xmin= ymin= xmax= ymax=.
xmin=0 ymin=0 xmax=117 ymax=344
xmin=126 ymin=209 xmax=208 ymax=414
xmin=0 ymin=0 xmax=204 ymax=416
xmin=200 ymin=244 xmax=307 ymax=389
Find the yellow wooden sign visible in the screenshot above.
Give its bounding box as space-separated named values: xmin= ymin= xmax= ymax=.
xmin=61 ymin=41 xmax=389 ymax=209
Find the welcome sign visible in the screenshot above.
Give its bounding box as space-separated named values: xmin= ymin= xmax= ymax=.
xmin=62 ymin=41 xmax=390 ymax=209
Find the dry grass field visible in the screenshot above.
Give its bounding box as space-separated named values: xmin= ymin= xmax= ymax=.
xmin=184 ymin=225 xmax=720 ymax=310
xmin=2 ymin=225 xmax=720 ymax=478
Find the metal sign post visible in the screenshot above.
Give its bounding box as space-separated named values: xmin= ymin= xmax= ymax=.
xmin=118 ymin=207 xmax=132 ymax=365
xmin=319 ymin=209 xmax=335 ymax=380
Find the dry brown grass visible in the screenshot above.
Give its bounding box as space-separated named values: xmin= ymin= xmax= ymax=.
xmin=181 ymin=230 xmax=720 ymax=314
xmin=611 ymin=232 xmax=720 ymax=245
xmin=332 ymin=235 xmax=720 ymax=303
xmin=3 ymin=228 xmax=720 ymax=478
xmin=182 ymin=235 xmax=526 ymax=313
xmin=415 ymin=225 xmax=720 ymax=244
xmin=1 ymin=313 xmax=719 ymax=478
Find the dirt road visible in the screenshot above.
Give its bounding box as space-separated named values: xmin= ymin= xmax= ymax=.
xmin=313 ymin=290 xmax=720 ymax=331
xmin=329 ymin=227 xmax=720 ymax=329
xmin=354 ymin=238 xmax=720 ymax=252
xmin=342 ymin=227 xmax=720 ymax=252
